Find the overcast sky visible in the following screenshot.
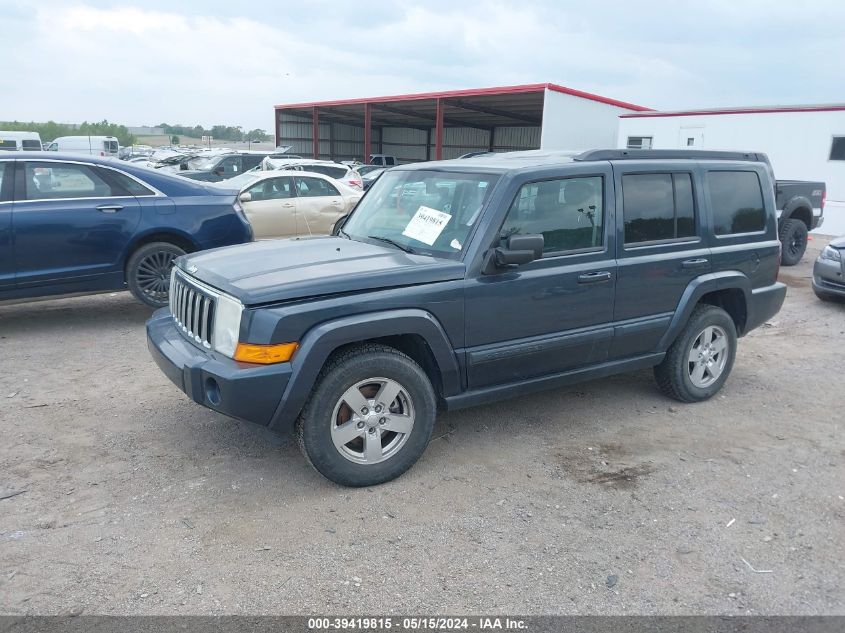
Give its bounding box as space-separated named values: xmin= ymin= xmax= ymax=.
xmin=2 ymin=0 xmax=843 ymax=131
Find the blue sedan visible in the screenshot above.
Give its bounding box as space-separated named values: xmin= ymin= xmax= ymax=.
xmin=0 ymin=152 xmax=253 ymax=307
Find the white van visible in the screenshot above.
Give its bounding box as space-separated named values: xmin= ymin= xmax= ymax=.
xmin=45 ymin=135 xmax=120 ymax=157
xmin=0 ymin=131 xmax=43 ymax=151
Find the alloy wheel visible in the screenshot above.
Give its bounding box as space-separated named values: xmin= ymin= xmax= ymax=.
xmin=330 ymin=377 xmax=415 ymax=465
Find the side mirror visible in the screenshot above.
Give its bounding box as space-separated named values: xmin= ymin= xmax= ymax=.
xmin=239 ymin=192 xmax=252 ymax=203
xmin=483 ymin=234 xmax=544 ymax=274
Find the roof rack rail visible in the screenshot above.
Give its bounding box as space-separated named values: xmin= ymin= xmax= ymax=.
xmin=574 ymin=149 xmax=770 ymax=163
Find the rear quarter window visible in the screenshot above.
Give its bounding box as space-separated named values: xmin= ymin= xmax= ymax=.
xmin=708 ymin=171 xmax=765 ymax=235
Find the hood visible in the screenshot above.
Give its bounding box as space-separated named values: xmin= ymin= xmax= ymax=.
xmin=179 ymin=237 xmax=465 ymax=305
xmin=829 ymin=235 xmax=845 ymax=249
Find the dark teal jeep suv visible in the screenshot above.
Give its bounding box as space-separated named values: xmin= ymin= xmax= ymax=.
xmin=147 ymin=149 xmax=786 ymax=486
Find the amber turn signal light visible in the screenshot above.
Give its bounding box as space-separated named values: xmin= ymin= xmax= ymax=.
xmin=234 ymin=342 xmax=298 ymax=364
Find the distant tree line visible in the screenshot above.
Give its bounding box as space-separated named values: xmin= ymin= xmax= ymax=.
xmin=0 ymin=120 xmax=271 ymax=146
xmin=158 ymin=123 xmax=270 ymax=142
xmin=0 ymin=120 xmax=136 ymax=146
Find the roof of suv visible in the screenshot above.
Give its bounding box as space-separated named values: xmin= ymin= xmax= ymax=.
xmin=395 ymin=149 xmax=771 ymax=173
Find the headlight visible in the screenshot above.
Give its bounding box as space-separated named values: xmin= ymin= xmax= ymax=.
xmin=821 ymin=245 xmax=842 ymax=262
xmin=212 ymin=292 xmax=243 ymax=358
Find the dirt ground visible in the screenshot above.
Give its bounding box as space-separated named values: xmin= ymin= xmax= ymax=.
xmin=0 ymin=237 xmax=843 ymax=616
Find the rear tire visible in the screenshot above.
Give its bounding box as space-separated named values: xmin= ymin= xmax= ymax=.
xmin=126 ymin=242 xmax=185 ymax=308
xmin=654 ymin=305 xmax=737 ymax=403
xmin=297 ymin=344 xmax=437 ymax=487
xmin=779 ymin=218 xmax=808 ymax=266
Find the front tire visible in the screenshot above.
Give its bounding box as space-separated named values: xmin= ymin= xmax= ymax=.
xmin=654 ymin=305 xmax=737 ymax=403
xmin=779 ymin=218 xmax=808 ymax=266
xmin=126 ymin=242 xmax=185 ymax=308
xmin=297 ymin=344 xmax=437 ymax=487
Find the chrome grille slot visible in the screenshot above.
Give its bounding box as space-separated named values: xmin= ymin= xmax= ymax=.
xmin=170 ymin=271 xmax=216 ymax=349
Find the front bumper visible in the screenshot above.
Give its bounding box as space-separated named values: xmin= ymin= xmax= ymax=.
xmin=812 ymin=257 xmax=845 ymax=297
xmin=146 ymin=309 xmax=291 ymax=426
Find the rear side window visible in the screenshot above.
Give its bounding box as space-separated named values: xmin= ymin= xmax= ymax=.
xmin=708 ymin=171 xmax=765 ymax=235
xmin=21 ymin=140 xmax=41 ymax=150
xmin=104 ymin=169 xmax=155 ymax=196
xmin=105 ymin=140 xmax=119 ymax=153
xmin=295 ymin=176 xmax=340 ymax=197
xmin=622 ymin=173 xmax=696 ymax=244
xmin=0 ymin=140 xmax=16 ymax=151
xmin=24 ymin=161 xmax=116 ymax=200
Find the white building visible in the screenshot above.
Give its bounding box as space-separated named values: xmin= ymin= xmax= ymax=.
xmin=617 ymin=105 xmax=845 ymax=234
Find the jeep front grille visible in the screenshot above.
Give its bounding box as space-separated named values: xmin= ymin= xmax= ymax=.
xmin=170 ymin=272 xmax=215 ymax=349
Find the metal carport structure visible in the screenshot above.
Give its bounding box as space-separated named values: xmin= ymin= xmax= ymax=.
xmin=274 ymin=83 xmax=649 ymax=163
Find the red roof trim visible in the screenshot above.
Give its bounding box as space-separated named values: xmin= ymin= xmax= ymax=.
xmin=621 ymin=105 xmax=845 ymax=118
xmin=274 ymin=83 xmax=650 ymax=112
xmin=545 ymin=83 xmax=651 ymax=111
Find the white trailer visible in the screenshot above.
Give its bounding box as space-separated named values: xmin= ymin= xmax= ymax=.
xmin=617 ymin=105 xmax=845 ymax=234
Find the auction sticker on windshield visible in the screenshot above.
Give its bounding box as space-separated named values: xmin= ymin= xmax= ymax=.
xmin=402 ymin=206 xmax=451 ymax=246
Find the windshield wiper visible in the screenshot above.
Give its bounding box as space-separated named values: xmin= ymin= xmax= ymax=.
xmin=367 ymin=235 xmax=415 ymax=254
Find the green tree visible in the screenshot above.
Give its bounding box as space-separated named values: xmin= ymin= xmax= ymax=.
xmin=246 ymin=128 xmax=270 ymax=142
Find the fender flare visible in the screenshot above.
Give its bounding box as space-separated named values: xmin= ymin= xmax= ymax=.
xmin=780 ymin=196 xmax=813 ymax=224
xmin=268 ymin=309 xmax=461 ymax=433
xmin=657 ymin=272 xmax=751 ymax=350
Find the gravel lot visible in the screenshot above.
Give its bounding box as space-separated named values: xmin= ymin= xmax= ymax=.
xmin=1 ymin=237 xmax=843 ymax=616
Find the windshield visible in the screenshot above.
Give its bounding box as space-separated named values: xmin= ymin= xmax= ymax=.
xmin=342 ymin=169 xmax=498 ymax=258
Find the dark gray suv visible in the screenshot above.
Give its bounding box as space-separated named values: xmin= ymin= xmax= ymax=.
xmin=147 ymin=149 xmax=786 ymax=486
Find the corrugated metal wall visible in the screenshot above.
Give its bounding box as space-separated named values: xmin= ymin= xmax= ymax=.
xmin=382 ymin=128 xmax=428 ymax=162
xmin=493 ymin=127 xmax=541 ymax=151
xmin=277 ymin=111 xmax=541 ymax=162
xmin=278 ymin=112 xmax=382 ymax=161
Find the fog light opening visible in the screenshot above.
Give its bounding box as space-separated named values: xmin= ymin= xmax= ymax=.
xmin=205 ymin=377 xmax=221 ymax=406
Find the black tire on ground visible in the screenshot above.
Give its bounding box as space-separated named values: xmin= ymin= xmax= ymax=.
xmin=297 ymin=343 xmax=437 ymax=487
xmin=779 ymin=218 xmax=809 ymax=266
xmin=654 ymin=304 xmax=738 ymax=403
xmin=126 ymin=242 xmax=185 ymax=308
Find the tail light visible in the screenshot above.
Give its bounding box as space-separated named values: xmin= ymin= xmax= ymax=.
xmin=233 ymin=199 xmax=254 ymax=240
xmin=100 ymin=151 xmax=105 ymax=156
xmin=348 ymin=178 xmax=363 ymax=190
xmin=821 ymin=189 xmax=826 ymax=210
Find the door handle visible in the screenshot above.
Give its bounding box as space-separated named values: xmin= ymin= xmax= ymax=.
xmin=281 ymin=203 xmax=294 ymax=208
xmin=96 ymin=204 xmax=124 ymax=213
xmin=331 ymin=200 xmax=342 ymax=205
xmin=682 ymin=258 xmax=709 ymax=269
xmin=578 ymin=271 xmax=612 ymax=284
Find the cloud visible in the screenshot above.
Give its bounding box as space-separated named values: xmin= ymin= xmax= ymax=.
xmin=0 ymin=0 xmax=842 ymax=130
